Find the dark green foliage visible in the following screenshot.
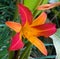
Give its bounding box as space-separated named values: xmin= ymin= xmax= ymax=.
xmin=0 ymin=0 xmax=60 ymax=59
xmin=0 ymin=0 xmax=16 ymax=59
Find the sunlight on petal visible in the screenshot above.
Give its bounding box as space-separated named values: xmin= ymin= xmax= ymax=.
xmin=5 ymin=21 xmax=22 ymax=32
xmin=31 ymin=12 xmax=47 ymax=26
xmin=24 ymin=34 xmax=47 ymax=56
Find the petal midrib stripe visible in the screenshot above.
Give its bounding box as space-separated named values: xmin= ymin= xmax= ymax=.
xmin=11 ymin=39 xmax=21 ymax=49
xmin=20 ymin=6 xmax=28 ymax=20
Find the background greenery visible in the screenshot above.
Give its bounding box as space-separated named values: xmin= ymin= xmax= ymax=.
xmin=0 ymin=0 xmax=60 ymax=59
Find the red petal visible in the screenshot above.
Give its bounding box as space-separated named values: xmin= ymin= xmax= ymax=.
xmin=32 ymin=23 xmax=56 ymax=37
xmin=18 ymin=4 xmax=33 ymax=26
xmin=9 ymin=33 xmax=24 ymax=51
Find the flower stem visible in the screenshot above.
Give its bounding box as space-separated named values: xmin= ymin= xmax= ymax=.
xmin=9 ymin=51 xmax=14 ymax=59
xmin=13 ymin=50 xmax=20 ymax=59
xmin=8 ymin=0 xmax=21 ymax=59
xmin=20 ymin=0 xmax=24 ymax=4
xmin=13 ymin=0 xmax=19 ymax=21
xmin=20 ymin=42 xmax=32 ymax=59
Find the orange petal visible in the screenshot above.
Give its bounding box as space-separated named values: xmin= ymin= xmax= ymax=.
xmin=23 ymin=21 xmax=40 ymax=36
xmin=38 ymin=2 xmax=60 ymax=10
xmin=25 ymin=34 xmax=48 ymax=55
xmin=31 ymin=12 xmax=47 ymax=26
xmin=5 ymin=21 xmax=21 ymax=32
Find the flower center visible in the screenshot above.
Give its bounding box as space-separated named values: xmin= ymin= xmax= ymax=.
xmin=21 ymin=22 xmax=31 ymax=38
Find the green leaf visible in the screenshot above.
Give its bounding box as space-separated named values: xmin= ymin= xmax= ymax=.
xmin=20 ymin=42 xmax=32 ymax=59
xmin=34 ymin=0 xmax=48 ymax=18
xmin=41 ymin=0 xmax=48 ymax=4
xmin=24 ymin=0 xmax=48 ymax=18
xmin=0 ymin=26 xmax=11 ymax=59
xmin=24 ymin=0 xmax=42 ymax=12
xmin=28 ymin=57 xmax=34 ymax=59
xmin=35 ymin=55 xmax=56 ymax=59
xmin=28 ymin=55 xmax=56 ymax=59
xmin=50 ymin=29 xmax=60 ymax=59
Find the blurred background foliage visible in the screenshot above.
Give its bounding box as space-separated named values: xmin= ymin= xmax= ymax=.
xmin=0 ymin=0 xmax=60 ymax=59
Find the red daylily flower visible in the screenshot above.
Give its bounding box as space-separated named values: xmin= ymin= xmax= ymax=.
xmin=5 ymin=4 xmax=56 ymax=56
xmin=38 ymin=2 xmax=60 ymax=10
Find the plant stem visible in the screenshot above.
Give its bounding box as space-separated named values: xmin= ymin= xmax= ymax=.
xmin=13 ymin=0 xmax=19 ymax=21
xmin=8 ymin=0 xmax=20 ymax=59
xmin=9 ymin=51 xmax=15 ymax=59
xmin=20 ymin=42 xmax=32 ymax=59
xmin=13 ymin=50 xmax=20 ymax=59
xmin=20 ymin=0 xmax=24 ymax=4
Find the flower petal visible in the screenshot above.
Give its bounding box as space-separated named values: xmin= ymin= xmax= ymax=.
xmin=5 ymin=21 xmax=21 ymax=32
xmin=9 ymin=33 xmax=24 ymax=51
xmin=32 ymin=23 xmax=56 ymax=37
xmin=25 ymin=34 xmax=47 ymax=55
xmin=18 ymin=4 xmax=33 ymax=26
xmin=31 ymin=12 xmax=47 ymax=26
xmin=38 ymin=2 xmax=60 ymax=10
